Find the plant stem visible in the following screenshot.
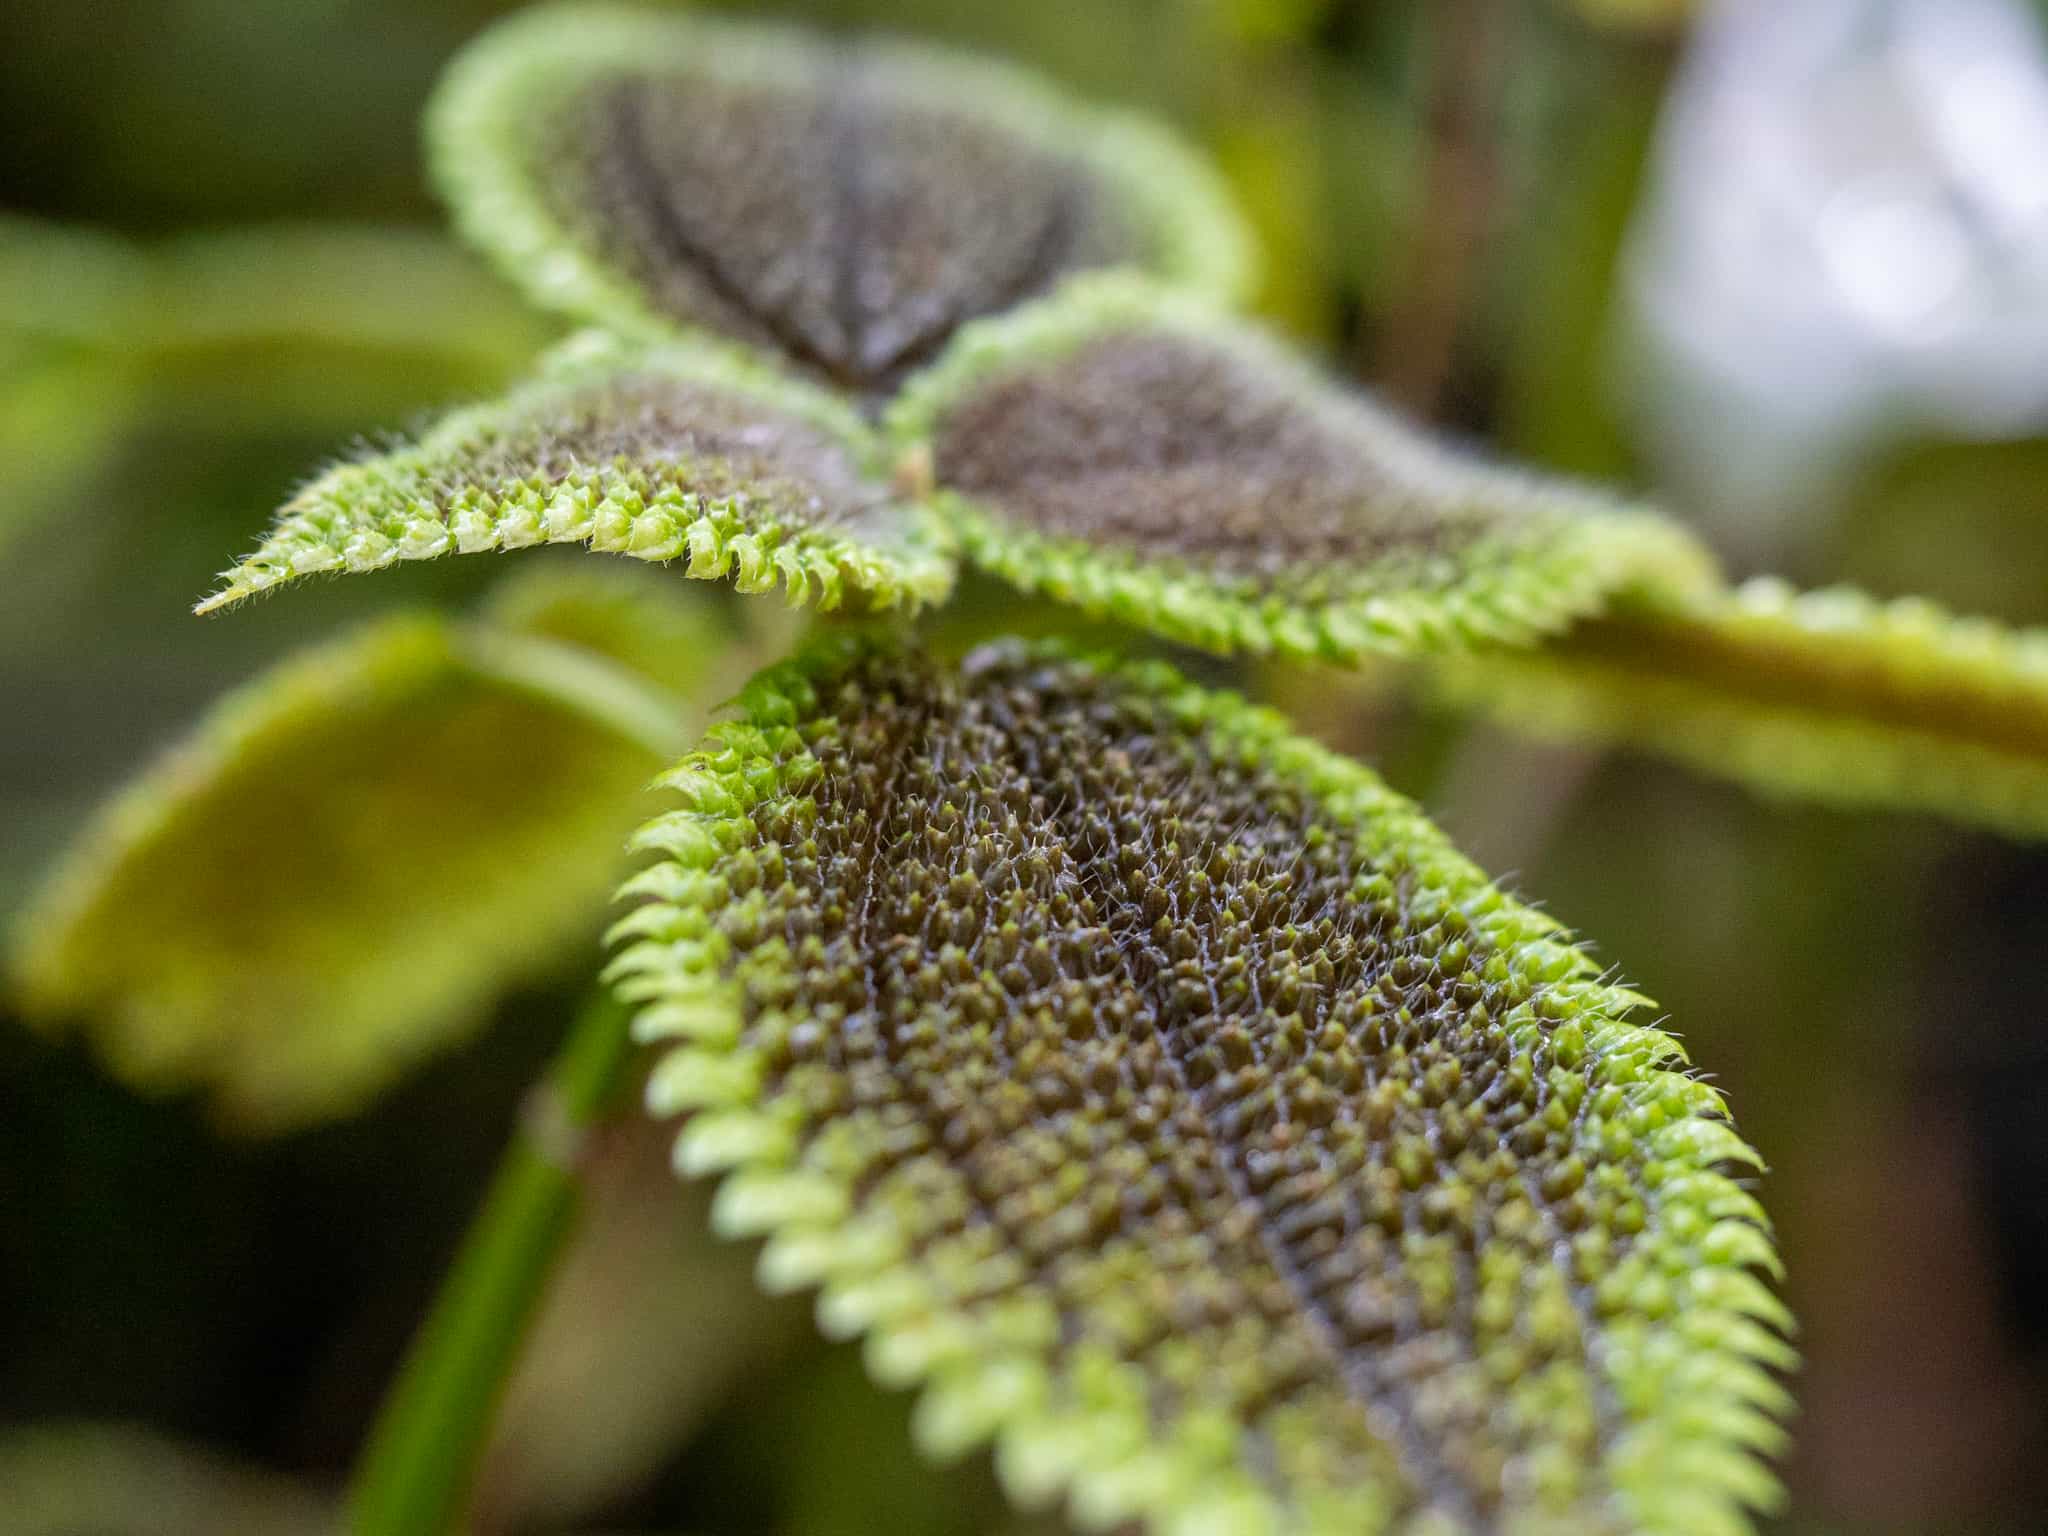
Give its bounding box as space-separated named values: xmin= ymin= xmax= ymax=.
xmin=347 ymin=988 xmax=639 ymax=1536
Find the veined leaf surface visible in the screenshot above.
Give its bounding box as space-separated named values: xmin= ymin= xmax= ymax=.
xmin=197 ymin=333 xmax=954 ymax=616
xmin=610 ymin=633 xmax=1789 ymax=1536
xmin=11 ymin=567 xmax=739 ymax=1131
xmin=1423 ymin=579 xmax=2048 ymax=842
xmin=892 ymin=281 xmax=1717 ymax=661
xmin=427 ymin=3 xmax=1252 ymax=393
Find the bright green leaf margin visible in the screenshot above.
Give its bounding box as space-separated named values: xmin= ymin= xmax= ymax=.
xmin=1421 ymin=579 xmax=2048 ymax=842
xmin=196 ymin=332 xmax=955 ymax=617
xmin=426 ymin=2 xmax=1255 ymax=365
xmin=608 ymin=630 xmax=1791 ymax=1536
xmin=890 ymin=279 xmax=1719 ymax=662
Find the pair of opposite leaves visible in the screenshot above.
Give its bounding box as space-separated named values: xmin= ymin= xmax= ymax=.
xmin=199 ymin=6 xmax=2048 ymax=845
xmin=25 ymin=5 xmax=1983 ymax=1533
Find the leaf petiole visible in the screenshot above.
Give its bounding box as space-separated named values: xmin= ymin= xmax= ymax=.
xmin=456 ymin=626 xmax=693 ymax=761
xmin=346 ymin=987 xmax=639 ymax=1536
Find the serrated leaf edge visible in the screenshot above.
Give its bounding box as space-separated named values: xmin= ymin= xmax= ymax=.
xmin=196 ymin=331 xmax=956 ymax=616
xmin=886 ymin=277 xmax=1718 ymax=661
xmin=425 ymin=2 xmax=1255 ymax=365
xmin=1423 ymin=575 xmax=2048 ymax=841
xmin=608 ymin=629 xmax=1792 ymax=1536
xmin=937 ymin=492 xmax=1709 ymax=662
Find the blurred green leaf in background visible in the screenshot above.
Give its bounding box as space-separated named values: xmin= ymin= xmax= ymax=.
xmin=4 ymin=2 xmax=2048 ymax=1533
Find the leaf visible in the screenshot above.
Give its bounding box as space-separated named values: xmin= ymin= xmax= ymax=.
xmin=1421 ymin=578 xmax=2048 ymax=842
xmin=0 ymin=216 xmax=152 ymax=366
xmin=0 ymin=357 xmax=145 ymax=557
xmin=890 ymin=279 xmax=1718 ymax=661
xmin=119 ymin=225 xmax=553 ymax=433
xmin=0 ymin=221 xmax=157 ymax=553
xmin=427 ymin=2 xmax=1253 ymax=393
xmin=9 ymin=566 xmax=744 ymax=1131
xmin=473 ymin=557 xmax=767 ymax=700
xmin=196 ymin=332 xmax=954 ymax=616
xmin=608 ymin=632 xmax=1791 ymax=1536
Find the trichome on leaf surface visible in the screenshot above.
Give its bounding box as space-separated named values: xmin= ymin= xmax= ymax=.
xmin=21 ymin=3 xmax=2048 ymax=1533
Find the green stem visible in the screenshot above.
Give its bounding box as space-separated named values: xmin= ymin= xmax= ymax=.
xmin=347 ymin=988 xmax=639 ymax=1536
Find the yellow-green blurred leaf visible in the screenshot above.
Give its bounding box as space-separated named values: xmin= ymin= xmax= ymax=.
xmin=0 ymin=218 xmax=549 ymax=433
xmin=0 ymin=216 xmax=151 ymax=366
xmin=119 ymin=225 xmax=553 ymax=434
xmin=1423 ymin=580 xmax=2048 ymax=841
xmin=9 ymin=564 xmax=749 ymax=1131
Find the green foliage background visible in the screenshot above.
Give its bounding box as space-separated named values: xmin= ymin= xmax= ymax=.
xmin=2 ymin=1 xmax=2045 ymax=1532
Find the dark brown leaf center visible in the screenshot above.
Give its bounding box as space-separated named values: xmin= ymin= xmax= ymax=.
xmin=551 ymin=65 xmax=1140 ymax=392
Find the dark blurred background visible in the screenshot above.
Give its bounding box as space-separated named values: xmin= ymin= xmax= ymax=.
xmin=3 ymin=1 xmax=2047 ymax=1531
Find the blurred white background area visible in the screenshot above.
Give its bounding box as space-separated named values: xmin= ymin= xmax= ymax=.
xmin=1624 ymin=0 xmax=2048 ymax=562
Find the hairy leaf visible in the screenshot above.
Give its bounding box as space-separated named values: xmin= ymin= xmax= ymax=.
xmin=609 ymin=633 xmax=1790 ymax=1536
xmin=10 ymin=567 xmax=740 ymax=1131
xmin=1422 ymin=579 xmax=2048 ymax=842
xmin=892 ymin=280 xmax=1718 ymax=661
xmin=197 ymin=333 xmax=954 ymax=616
xmin=427 ymin=3 xmax=1252 ymax=392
